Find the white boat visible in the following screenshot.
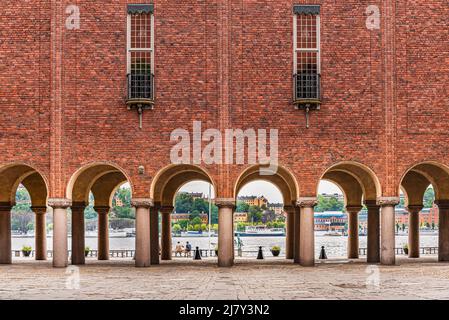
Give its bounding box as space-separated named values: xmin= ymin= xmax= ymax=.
xmin=235 ymin=226 xmax=285 ymax=237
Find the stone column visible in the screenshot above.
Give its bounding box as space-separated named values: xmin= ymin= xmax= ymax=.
xmin=49 ymin=199 xmax=71 ymax=268
xmin=436 ymin=200 xmax=449 ymax=261
xmin=298 ymin=198 xmax=317 ymax=267
xmin=160 ymin=206 xmax=173 ymax=261
xmin=346 ymin=206 xmax=362 ymax=259
xmin=95 ymin=206 xmax=110 ymax=261
xmin=150 ymin=206 xmax=160 ymax=265
xmin=71 ymin=202 xmax=86 ymax=265
xmin=0 ymin=203 xmax=12 ymax=264
xmin=407 ymin=205 xmax=423 ymax=258
xmin=365 ymin=201 xmax=380 ymax=263
xmin=284 ymin=205 xmax=295 ymax=260
xmin=378 ymin=197 xmax=399 ymax=265
xmin=32 ymin=206 xmax=48 ymax=261
xmin=132 ymin=198 xmax=152 ymax=267
xmin=293 ymin=206 xmax=301 ymax=263
xmin=216 ymin=199 xmax=235 ymax=267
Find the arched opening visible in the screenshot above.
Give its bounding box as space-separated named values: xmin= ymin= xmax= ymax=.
xmin=235 ymin=180 xmax=286 ymax=261
xmin=66 ymin=162 xmax=132 ymax=265
xmin=151 ymin=165 xmax=217 ymax=265
xmin=318 ymin=162 xmax=381 ymax=263
xmin=234 ymin=164 xmax=299 ymax=265
xmin=0 ymin=163 xmax=48 ymax=264
xmin=400 ymin=162 xmax=449 ymax=261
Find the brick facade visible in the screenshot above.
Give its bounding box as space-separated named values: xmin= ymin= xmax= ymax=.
xmin=0 ymin=0 xmax=447 ymax=201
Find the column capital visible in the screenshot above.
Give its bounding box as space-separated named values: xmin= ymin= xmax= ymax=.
xmin=0 ymin=202 xmax=12 ymax=212
xmin=283 ymin=205 xmax=296 ymax=213
xmin=160 ymin=206 xmax=174 ymax=214
xmin=435 ymin=200 xmax=449 ymax=210
xmin=296 ymin=197 xmax=317 ymax=208
xmin=214 ymin=198 xmax=236 ymax=209
xmin=364 ymin=200 xmax=380 ymax=209
xmin=94 ymin=206 xmax=111 ymax=214
xmin=31 ymin=206 xmax=47 ymax=214
xmin=376 ymin=197 xmax=400 ymax=207
xmin=406 ymin=205 xmax=423 ymax=213
xmin=48 ymin=198 xmax=71 ymax=209
xmin=131 ymin=198 xmax=153 ymax=208
xmin=346 ymin=205 xmax=363 ymax=213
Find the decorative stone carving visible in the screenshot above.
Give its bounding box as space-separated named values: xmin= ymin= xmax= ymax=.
xmin=406 ymin=205 xmax=424 ymax=213
xmin=364 ymin=200 xmax=379 ymax=208
xmin=47 ymin=198 xmax=72 ymax=209
xmin=160 ymin=206 xmax=174 ymax=214
xmin=283 ymin=205 xmax=296 ymax=213
xmin=94 ymin=206 xmax=111 ymax=214
xmin=376 ymin=197 xmax=400 ymax=207
xmin=214 ymin=198 xmax=236 ymax=209
xmin=131 ymin=198 xmax=154 ymax=208
xmin=296 ymin=197 xmax=317 ymax=208
xmin=30 ymin=206 xmax=47 ymax=214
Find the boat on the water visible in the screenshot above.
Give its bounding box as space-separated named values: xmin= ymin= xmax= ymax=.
xmin=235 ymin=226 xmax=285 ymax=237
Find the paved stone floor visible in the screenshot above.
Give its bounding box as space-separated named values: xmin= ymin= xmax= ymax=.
xmin=1 ymin=256 xmax=449 ymax=300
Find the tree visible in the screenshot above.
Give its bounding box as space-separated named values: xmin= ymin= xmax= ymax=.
xmin=172 ymin=224 xmax=182 ymax=234
xmin=191 ymin=216 xmax=203 ymax=226
xmin=423 ymin=187 xmax=435 ymax=208
xmin=248 ymin=205 xmax=263 ymax=223
xmin=236 ymin=201 xmax=249 ymax=213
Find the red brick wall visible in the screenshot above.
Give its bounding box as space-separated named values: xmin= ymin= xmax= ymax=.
xmin=0 ymin=1 xmax=447 ymax=200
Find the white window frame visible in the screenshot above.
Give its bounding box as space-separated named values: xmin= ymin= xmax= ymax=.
xmin=126 ymin=12 xmax=154 ymax=75
xmin=293 ymin=12 xmax=321 ymax=75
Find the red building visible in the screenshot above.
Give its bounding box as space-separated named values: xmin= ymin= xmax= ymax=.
xmin=0 ymin=1 xmax=447 ymax=268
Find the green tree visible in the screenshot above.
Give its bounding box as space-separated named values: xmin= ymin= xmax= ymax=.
xmin=172 ymin=224 xmax=181 ymax=234
xmin=423 ymin=187 xmax=435 ymax=208
xmin=248 ymin=205 xmax=263 ymax=223
xmin=191 ymin=216 xmax=203 ymax=226
xmin=236 ymin=201 xmax=249 ymax=213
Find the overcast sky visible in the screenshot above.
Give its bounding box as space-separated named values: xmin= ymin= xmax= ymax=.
xmin=179 ymin=180 xmax=342 ymax=204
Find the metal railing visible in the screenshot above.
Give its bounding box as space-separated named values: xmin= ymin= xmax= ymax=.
xmin=358 ymin=247 xmax=439 ymax=256
xmin=294 ymin=72 xmax=321 ymax=101
xmin=127 ymin=73 xmax=154 ymax=100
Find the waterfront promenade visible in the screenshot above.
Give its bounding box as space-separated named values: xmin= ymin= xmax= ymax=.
xmin=2 ymin=257 xmax=449 ymax=300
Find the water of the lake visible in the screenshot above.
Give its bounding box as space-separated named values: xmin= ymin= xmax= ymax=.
xmin=12 ymin=234 xmax=439 ymax=258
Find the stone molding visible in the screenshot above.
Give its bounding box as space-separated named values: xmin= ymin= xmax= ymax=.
xmin=434 ymin=200 xmax=449 ymax=210
xmin=94 ymin=206 xmax=111 ymax=214
xmin=0 ymin=202 xmax=12 ymax=212
xmin=47 ymin=198 xmax=72 ymax=209
xmin=296 ymin=197 xmax=317 ymax=208
xmin=160 ymin=206 xmax=174 ymax=214
xmin=31 ymin=206 xmax=48 ymax=214
xmin=364 ymin=200 xmax=379 ymax=208
xmin=345 ymin=205 xmax=363 ymax=213
xmin=406 ymin=205 xmax=424 ymax=213
xmin=376 ymin=197 xmax=400 ymax=207
xmin=131 ymin=198 xmax=153 ymax=208
xmin=283 ymin=205 xmax=296 ymax=213
xmin=214 ymin=198 xmax=236 ymax=208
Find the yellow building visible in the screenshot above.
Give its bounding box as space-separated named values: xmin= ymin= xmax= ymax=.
xmin=234 ymin=212 xmax=248 ymax=223
xmin=238 ymin=196 xmax=268 ymax=208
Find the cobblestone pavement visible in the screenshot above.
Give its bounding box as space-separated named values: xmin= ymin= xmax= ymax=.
xmin=1 ymin=256 xmax=449 ymax=300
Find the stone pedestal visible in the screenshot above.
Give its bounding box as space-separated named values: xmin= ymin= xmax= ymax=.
xmin=365 ymin=201 xmax=380 ymax=263
xmin=216 ymin=199 xmax=235 ymax=267
xmin=132 ymin=199 xmax=152 ymax=267
xmin=284 ymin=205 xmax=295 ymax=260
xmin=161 ymin=206 xmax=173 ymax=261
xmin=0 ymin=204 xmax=12 ymax=264
xmin=346 ymin=206 xmax=362 ymax=259
xmin=95 ymin=206 xmax=110 ymax=261
xmin=298 ymin=198 xmax=317 ymax=267
xmin=49 ymin=199 xmax=71 ymax=268
xmin=32 ymin=206 xmax=47 ymax=261
xmin=378 ymin=197 xmax=399 ymax=265
xmin=407 ymin=205 xmax=423 ymax=258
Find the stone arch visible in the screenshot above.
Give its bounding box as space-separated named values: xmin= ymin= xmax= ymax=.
xmin=66 ymin=162 xmax=133 ymax=205
xmin=234 ymin=164 xmax=299 ymax=205
xmin=0 ymin=162 xmax=48 ymax=206
xmin=318 ymin=161 xmax=382 ymax=205
xmin=400 ymin=161 xmax=449 ymax=204
xmin=151 ymin=164 xmax=216 ymax=206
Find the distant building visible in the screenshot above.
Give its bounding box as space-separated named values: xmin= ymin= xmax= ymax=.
xmin=320 ymin=193 xmax=344 ymax=201
xmin=395 ymin=206 xmax=439 ymax=227
xmin=238 ymin=196 xmax=268 ymax=208
xmin=268 ymin=203 xmax=284 ymax=216
xmin=314 ymin=212 xmax=346 ymax=231
xmin=234 ymin=212 xmax=248 ymax=223
xmin=171 ymin=212 xmax=209 ymax=224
